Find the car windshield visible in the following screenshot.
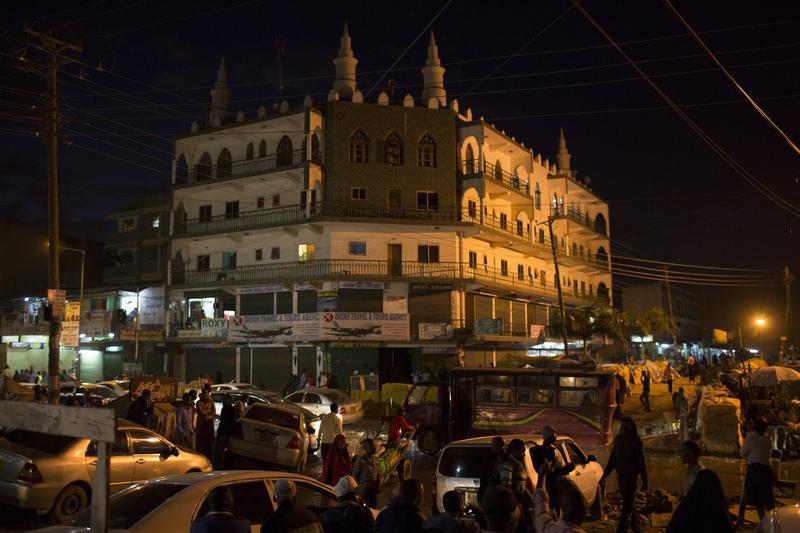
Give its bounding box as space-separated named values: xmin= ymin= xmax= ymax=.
xmin=72 ymin=483 xmax=187 ymax=529
xmin=1 ymin=429 xmax=76 ymax=455
xmin=438 ymin=446 xmax=491 ymax=478
xmin=322 ymin=390 xmax=352 ymax=404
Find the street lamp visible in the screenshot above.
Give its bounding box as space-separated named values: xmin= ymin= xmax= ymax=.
xmin=755 ymin=317 xmax=766 ymax=328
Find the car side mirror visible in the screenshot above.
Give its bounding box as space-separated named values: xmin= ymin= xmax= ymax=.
xmin=587 ymin=454 xmax=598 ymax=462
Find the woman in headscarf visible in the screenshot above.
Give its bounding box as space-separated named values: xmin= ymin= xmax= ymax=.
xmin=322 ymin=434 xmax=352 ymax=487
xmin=667 ymin=468 xmax=733 ymax=533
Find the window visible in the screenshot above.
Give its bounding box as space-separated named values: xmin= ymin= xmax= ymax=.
xmin=196 ymin=152 xmax=212 ymax=182
xmin=559 ymin=390 xmax=599 ymax=407
xmin=464 ymin=144 xmax=476 ymax=174
xmin=255 ymin=249 xmax=263 ymax=261
xmin=258 ymin=140 xmax=267 ymax=158
xmin=143 ymin=245 xmax=158 ymax=261
xmin=150 ymin=216 xmax=160 ymax=229
xmin=298 ymin=243 xmax=315 ymax=262
xmin=196 ymin=481 xmax=273 ymax=526
xmin=349 ymin=241 xmax=367 ymax=255
xmin=223 ymin=251 xmax=237 ymax=270
xmin=271 ymin=247 xmax=280 ymax=260
xmin=518 ymin=388 xmax=555 ymax=405
xmin=290 ymin=481 xmax=336 ymax=513
xmin=225 ymin=201 xmax=239 ymax=219
xmin=538 ymin=229 xmax=545 ymax=244
xmin=349 ymin=130 xmax=369 ymax=163
xmin=121 ymin=218 xmax=136 ymax=233
xmin=517 ymin=264 xmax=525 ymax=280
xmin=499 ymin=213 xmax=507 ymax=229
xmin=246 ymin=143 xmax=254 ymax=160
xmin=417 ymin=245 xmax=439 ymax=263
xmin=540 ymin=270 xmax=547 ymax=287
xmin=383 ymin=131 xmax=403 ymax=166
xmin=197 ymin=255 xmax=210 ymax=271
xmin=476 ymin=387 xmax=512 ymax=405
xmin=217 ymin=148 xmax=232 ymax=179
xmin=467 ymin=200 xmax=477 ymax=219
xmin=388 ymin=189 xmax=402 ymax=211
xmin=417 ymin=191 xmax=439 ymax=211
xmin=581 ymin=281 xmax=586 ymax=296
xmin=351 ymin=187 xmax=367 ymax=200
xmin=468 ymin=251 xmax=478 ymax=269
xmin=276 ymin=291 xmax=292 ymax=314
xmin=272 ymin=194 xmax=280 ymax=207
xmin=199 ymin=205 xmax=212 ymax=222
xmin=500 ymin=260 xmax=509 ymax=276
xmin=563 ymin=441 xmax=588 ymax=464
xmin=559 ymin=376 xmax=599 ymax=388
xmin=534 ymin=183 xmax=541 ymax=210
xmin=516 ymin=220 xmax=523 ymax=236
xmin=129 ymin=430 xmax=167 ymax=455
xmin=417 ymin=133 xmax=437 ymax=167
xmin=276 ymin=135 xmax=294 ymax=166
xmin=256 ymin=196 xmax=264 ymax=209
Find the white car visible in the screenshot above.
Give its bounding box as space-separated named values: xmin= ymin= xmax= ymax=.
xmin=284 ymin=388 xmax=364 ymax=424
xmin=208 ymin=390 xmax=285 ymax=432
xmin=227 ymin=403 xmax=320 ymax=472
xmin=433 ymin=434 xmax=603 ymax=515
xmin=97 ymin=380 xmax=130 ymax=397
xmin=210 ymin=382 xmax=256 ymax=392
xmin=34 ymin=470 xmax=366 ymax=532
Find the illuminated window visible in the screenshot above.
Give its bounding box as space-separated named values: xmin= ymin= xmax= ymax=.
xmin=349 ymin=130 xmax=369 ymax=163
xmin=150 ymin=216 xmax=160 ymax=229
xmin=298 ymin=243 xmax=315 ymax=262
xmin=121 ymin=218 xmax=136 ymax=232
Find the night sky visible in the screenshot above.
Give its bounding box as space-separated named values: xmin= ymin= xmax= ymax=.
xmin=2 ymin=0 xmax=799 ymax=335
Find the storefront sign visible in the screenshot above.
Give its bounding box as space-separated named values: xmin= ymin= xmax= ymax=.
xmin=120 ymin=329 xmax=165 ymax=341
xmin=419 ymin=323 xmax=454 ymax=340
xmin=138 ymin=287 xmax=165 ymax=325
xmin=713 ymin=329 xmax=728 ymax=345
xmin=47 ymin=289 xmax=66 ymax=318
xmin=339 ymin=281 xmax=384 ymax=290
xmin=476 ymin=318 xmax=503 ymax=336
xmin=293 ymin=282 xmax=317 ymax=291
xmin=410 ymin=284 xmax=454 ymax=291
xmin=420 ymin=345 xmax=459 ymax=354
xmin=123 ymin=362 xmax=143 ymax=375
xmin=200 ymin=318 xmax=229 ymax=338
xmin=228 ymin=312 xmax=410 ymax=342
xmin=237 ymin=285 xmax=288 ymax=295
xmin=81 ymin=310 xmax=113 ymax=336
xmin=61 ymin=301 xmax=82 ymax=347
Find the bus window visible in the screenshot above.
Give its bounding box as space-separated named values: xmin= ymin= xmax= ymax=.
xmin=559 ymin=389 xmax=599 ymax=407
xmin=476 ymin=374 xmax=514 ymax=386
xmin=517 ymin=388 xmax=554 ymax=405
xmin=559 ymin=376 xmax=599 ymax=388
xmin=476 ymin=387 xmax=512 ymax=405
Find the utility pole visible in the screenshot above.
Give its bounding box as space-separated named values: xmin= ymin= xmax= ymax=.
xmin=545 ymin=215 xmax=571 ymax=359
xmin=24 ymin=27 xmax=82 ymax=403
xmin=663 ymin=266 xmax=679 ymax=358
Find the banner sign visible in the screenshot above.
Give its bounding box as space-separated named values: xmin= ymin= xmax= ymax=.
xmin=61 ymin=301 xmax=82 ymax=347
xmin=530 ymin=324 xmax=546 ymax=343
xmin=120 ymin=329 xmax=165 ymax=341
xmin=138 ymin=287 xmax=165 ymax=325
xmin=419 ymin=323 xmax=454 ymax=340
xmin=237 ymin=285 xmax=288 ymax=295
xmin=81 ymin=310 xmax=113 ymax=336
xmin=200 ymin=318 xmax=229 ymax=338
xmin=339 ymin=281 xmax=384 ymax=290
xmin=476 ymin=318 xmax=503 ymax=336
xmin=130 ymin=375 xmax=178 ymax=403
xmin=228 ymin=312 xmax=410 ymax=342
xmin=47 ymin=289 xmax=66 ymax=318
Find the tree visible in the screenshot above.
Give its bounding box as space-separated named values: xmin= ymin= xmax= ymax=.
xmin=550 ymin=299 xmax=618 ymax=361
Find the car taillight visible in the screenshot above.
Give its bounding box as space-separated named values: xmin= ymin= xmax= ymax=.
xmin=287 ymin=436 xmax=301 ymax=449
xmin=18 ymin=462 xmax=43 ymax=483
xmin=231 ymin=421 xmax=243 ymax=439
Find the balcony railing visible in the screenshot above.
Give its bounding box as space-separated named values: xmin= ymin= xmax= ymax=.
xmin=460 ymin=161 xmax=530 ymax=196
xmin=566 ymin=207 xmax=607 ymax=238
xmin=182 ymin=148 xmax=316 ymax=185
xmin=172 ymin=259 xmax=593 ymax=302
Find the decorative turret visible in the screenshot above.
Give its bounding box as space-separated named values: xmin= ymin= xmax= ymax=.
xmin=208 ymin=58 xmax=231 ymax=126
xmin=332 ymin=21 xmax=358 ymax=100
xmin=556 ymin=128 xmax=572 ymax=176
xmin=421 ymin=31 xmax=446 ymax=106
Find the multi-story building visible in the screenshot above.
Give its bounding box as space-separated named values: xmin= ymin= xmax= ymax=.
xmin=622 ymin=282 xmax=701 ymax=343
xmin=164 ymin=26 xmax=612 ymax=390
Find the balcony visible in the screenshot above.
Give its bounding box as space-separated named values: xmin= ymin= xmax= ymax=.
xmin=103 ymin=262 xmax=164 ymax=284
xmin=461 ymin=211 xmax=553 ymax=259
xmin=106 ymin=226 xmax=166 ymax=244
xmin=460 ymin=161 xmax=530 ymax=197
xmin=177 ymin=148 xmax=317 ymax=187
xmin=564 ymin=207 xmax=608 ymax=240
xmin=171 ymin=259 xmax=591 ymax=304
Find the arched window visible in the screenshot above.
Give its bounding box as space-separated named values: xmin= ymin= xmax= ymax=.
xmin=311 ymin=132 xmax=321 ymax=161
xmin=349 ymin=130 xmax=369 ymax=163
xmin=534 ymin=183 xmax=541 ymax=210
xmin=383 ymin=131 xmax=404 ymax=166
xmin=594 ymin=213 xmax=607 ymax=236
xmin=597 ymin=282 xmax=609 ymax=303
xmin=196 ymin=152 xmax=212 ymax=182
xmin=465 ymin=144 xmax=476 ymax=174
xmin=175 ymin=154 xmax=188 ymax=183
xmin=246 ymin=143 xmax=254 ymax=161
xmin=258 ymin=140 xmax=267 ymax=158
xmin=276 ymin=135 xmax=293 ymax=166
xmin=494 ymin=159 xmax=503 ymax=181
xmin=417 ymin=133 xmax=437 ymax=167
xmin=217 ymin=148 xmax=232 ymax=179
xmin=552 ymin=194 xmax=558 ymax=211
xmin=596 ymin=246 xmax=609 ymax=268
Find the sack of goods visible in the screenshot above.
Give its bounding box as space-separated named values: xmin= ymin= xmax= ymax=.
xmin=697 ymin=387 xmax=742 ymax=454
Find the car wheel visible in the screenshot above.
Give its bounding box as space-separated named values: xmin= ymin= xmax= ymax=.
xmin=417 ymin=428 xmax=441 ymax=455
xmin=51 ymin=484 xmax=89 ymax=524
xmin=589 ymin=485 xmax=604 ymax=520
xmin=397 ymin=457 xmax=412 ymax=481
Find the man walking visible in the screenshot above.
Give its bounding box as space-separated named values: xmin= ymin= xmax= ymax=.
xmin=478 ymin=436 xmax=505 ymax=506
xmin=639 ymin=370 xmax=651 ymax=412
xmin=675 ymin=387 xmax=690 ymax=441
xmin=499 ymin=438 xmax=528 ymax=501
xmin=601 ymin=417 xmax=647 ymax=533
xmin=318 ymin=403 xmax=343 ymax=462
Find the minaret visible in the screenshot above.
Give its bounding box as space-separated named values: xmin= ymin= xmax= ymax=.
xmin=556 ymin=128 xmax=572 ymax=176
xmin=332 ymin=21 xmax=358 ymax=100
xmin=421 ymin=31 xmax=446 ymax=106
xmin=208 ymin=58 xmax=231 ymax=126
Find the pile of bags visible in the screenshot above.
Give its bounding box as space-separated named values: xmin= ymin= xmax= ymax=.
xmin=697 ymin=386 xmax=742 ymax=454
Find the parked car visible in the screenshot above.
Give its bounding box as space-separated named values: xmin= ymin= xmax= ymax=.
xmin=756 ymin=505 xmax=800 ymax=533
xmin=36 ymin=471 xmax=376 ymax=532
xmin=210 ymin=382 xmax=256 ymax=392
xmin=59 ymin=383 xmax=119 ymax=406
xmin=284 ymin=388 xmax=363 ymax=424
xmin=433 ymin=434 xmax=603 ymax=514
xmin=226 ymin=403 xmax=320 ymax=472
xmin=209 ymin=389 xmax=285 ymax=431
xmin=97 ymin=380 xmax=130 ymax=397
xmin=0 ymin=420 xmax=212 ymax=523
